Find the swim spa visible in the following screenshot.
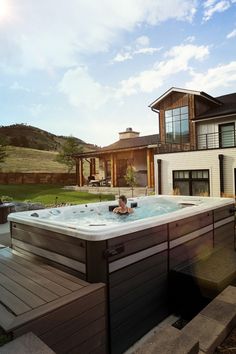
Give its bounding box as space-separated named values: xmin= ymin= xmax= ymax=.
xmin=8 ymin=195 xmax=235 ymax=354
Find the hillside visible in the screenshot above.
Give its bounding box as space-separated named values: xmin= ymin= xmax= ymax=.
xmin=0 ymin=146 xmax=74 ymax=173
xmin=0 ymin=124 xmax=97 ymax=151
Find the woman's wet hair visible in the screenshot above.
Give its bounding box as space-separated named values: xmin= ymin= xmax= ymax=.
xmin=119 ymin=195 xmax=127 ymax=204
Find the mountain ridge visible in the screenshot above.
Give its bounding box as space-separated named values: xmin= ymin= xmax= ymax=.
xmin=0 ymin=124 xmax=97 ymax=152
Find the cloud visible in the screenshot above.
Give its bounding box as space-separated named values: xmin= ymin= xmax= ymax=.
xmin=227 ymin=28 xmax=236 ymax=38
xmin=0 ymin=0 xmax=197 ymax=72
xmin=59 ymin=66 xmax=116 ymax=110
xmin=59 ymin=44 xmax=209 ymax=109
xmin=203 ymin=0 xmax=231 ymax=21
xmin=112 ymin=35 xmax=162 ymax=63
xmin=135 ymin=36 xmax=150 ymax=47
xmin=117 ymin=44 xmax=209 ymax=95
xmin=113 ymin=52 xmax=133 ymax=63
xmin=186 ymin=61 xmax=236 ymax=93
xmin=10 ymin=81 xmax=31 ymax=92
xmin=184 ymin=36 xmax=196 ymax=43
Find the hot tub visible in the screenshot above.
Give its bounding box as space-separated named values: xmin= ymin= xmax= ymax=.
xmin=8 ymin=195 xmax=235 ymax=354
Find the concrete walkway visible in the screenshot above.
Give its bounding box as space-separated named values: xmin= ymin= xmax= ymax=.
xmin=65 ymin=186 xmax=154 ymax=198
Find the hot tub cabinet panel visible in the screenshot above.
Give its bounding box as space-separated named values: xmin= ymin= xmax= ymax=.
xmin=11 ymin=222 xmax=87 ymax=279
xmin=109 ymin=258 xmax=168 ymax=354
xmin=169 ymin=231 xmax=214 ymax=270
xmin=168 ymin=210 xmax=213 ymax=241
xmin=8 ymin=196 xmax=236 ymax=354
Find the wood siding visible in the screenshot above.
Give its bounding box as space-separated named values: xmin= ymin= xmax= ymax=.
xmin=157 ymin=92 xmax=195 ymax=146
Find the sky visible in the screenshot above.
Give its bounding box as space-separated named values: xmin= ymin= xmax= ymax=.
xmin=0 ymin=0 xmax=236 ymax=146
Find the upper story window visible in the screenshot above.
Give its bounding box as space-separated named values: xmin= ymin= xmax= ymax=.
xmin=219 ymin=123 xmax=235 ymax=148
xmin=165 ymin=106 xmax=189 ymax=144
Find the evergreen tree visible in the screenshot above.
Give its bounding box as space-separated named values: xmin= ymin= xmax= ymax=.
xmin=56 ymin=136 xmax=83 ymax=172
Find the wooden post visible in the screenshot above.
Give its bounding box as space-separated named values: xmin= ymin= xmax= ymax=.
xmin=75 ymin=158 xmax=80 ymax=186
xmin=147 ymin=149 xmax=153 ymax=188
xmin=111 ymin=154 xmax=114 ymax=187
xmin=90 ymin=158 xmax=96 ymax=176
xmin=113 ymin=155 xmax=117 ymax=187
xmin=78 ymin=158 xmax=84 ymax=187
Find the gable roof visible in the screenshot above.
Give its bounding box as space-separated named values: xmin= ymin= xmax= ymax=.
xmin=73 ymin=134 xmax=158 ymax=158
xmin=149 ymin=87 xmax=221 ymax=109
xmin=101 ymin=134 xmax=158 ymax=151
xmin=194 ymin=92 xmax=236 ymax=120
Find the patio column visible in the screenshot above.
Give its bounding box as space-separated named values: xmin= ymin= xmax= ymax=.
xmin=147 ymin=149 xmax=154 ymax=188
xmin=78 ymin=158 xmax=84 ymax=186
xmin=75 ymin=158 xmax=80 ymax=186
xmin=90 ymin=158 xmax=96 ymax=176
xmin=111 ymin=154 xmax=114 ymax=187
xmin=113 ymin=155 xmax=117 ymax=187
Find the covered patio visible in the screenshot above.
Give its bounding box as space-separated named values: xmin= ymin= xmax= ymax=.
xmin=73 ymin=128 xmax=158 ymax=189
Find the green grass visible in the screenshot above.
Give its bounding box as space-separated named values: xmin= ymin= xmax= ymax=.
xmin=0 ymin=146 xmax=90 ymax=174
xmin=0 ymin=184 xmax=115 ymax=206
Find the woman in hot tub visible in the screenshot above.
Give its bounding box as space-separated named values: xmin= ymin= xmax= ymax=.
xmin=113 ymin=195 xmax=133 ymax=215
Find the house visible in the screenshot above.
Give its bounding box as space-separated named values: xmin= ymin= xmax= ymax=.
xmin=149 ymin=87 xmax=236 ymax=197
xmin=74 ymin=128 xmax=158 ymax=188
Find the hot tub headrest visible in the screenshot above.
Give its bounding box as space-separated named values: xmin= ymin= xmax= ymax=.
xmin=130 ymin=202 xmax=138 ymax=208
xmin=109 ymin=205 xmax=118 ymax=212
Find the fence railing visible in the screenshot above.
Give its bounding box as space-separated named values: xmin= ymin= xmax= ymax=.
xmin=156 ymin=130 xmax=236 ymax=153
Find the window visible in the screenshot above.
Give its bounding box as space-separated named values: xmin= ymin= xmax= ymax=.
xmin=165 ymin=106 xmax=189 ymax=144
xmin=173 ymin=170 xmax=209 ymax=196
xmin=219 ymin=123 xmax=235 ymax=148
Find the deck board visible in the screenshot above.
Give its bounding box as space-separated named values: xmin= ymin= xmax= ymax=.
xmin=0 ymin=249 xmax=71 ymax=297
xmin=0 ymin=248 xmax=105 ymax=334
xmin=0 ymin=262 xmax=59 ymax=302
xmin=0 ymin=283 xmax=31 ymax=315
xmin=0 ymin=272 xmax=45 ymax=308
xmin=3 ymin=248 xmax=83 ymax=291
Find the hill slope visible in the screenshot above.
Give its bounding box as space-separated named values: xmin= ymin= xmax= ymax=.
xmin=0 ymin=146 xmax=73 ymax=173
xmin=0 ymin=124 xmax=97 ymax=151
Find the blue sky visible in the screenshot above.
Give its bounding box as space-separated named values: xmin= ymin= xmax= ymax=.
xmin=0 ymin=0 xmax=236 ymax=146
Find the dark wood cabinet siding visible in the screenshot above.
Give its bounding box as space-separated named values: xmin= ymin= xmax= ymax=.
xmin=107 ymin=226 xmax=169 ymax=354
xmin=11 ymin=222 xmax=87 ymax=279
xmin=157 ymin=92 xmax=196 ymax=148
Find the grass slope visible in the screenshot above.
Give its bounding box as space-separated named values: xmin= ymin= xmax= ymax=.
xmin=0 ymin=184 xmax=115 ymax=205
xmin=0 ymin=146 xmax=73 ymax=173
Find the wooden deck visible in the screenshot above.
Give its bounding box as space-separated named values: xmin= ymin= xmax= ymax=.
xmin=0 ymin=248 xmax=107 ymax=354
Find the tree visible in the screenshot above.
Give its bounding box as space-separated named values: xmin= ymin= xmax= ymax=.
xmin=56 ymin=136 xmax=83 ymax=173
xmin=124 ymin=165 xmax=137 ymax=196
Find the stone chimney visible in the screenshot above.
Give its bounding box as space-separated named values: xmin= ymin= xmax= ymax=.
xmin=119 ymin=127 xmax=140 ymax=140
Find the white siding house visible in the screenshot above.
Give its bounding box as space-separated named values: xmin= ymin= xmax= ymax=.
xmin=154 ymin=148 xmax=236 ymax=197
xmin=149 ymin=87 xmax=236 ymax=197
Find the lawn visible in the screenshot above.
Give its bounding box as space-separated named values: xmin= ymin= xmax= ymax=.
xmin=0 ymin=184 xmax=115 ymax=206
